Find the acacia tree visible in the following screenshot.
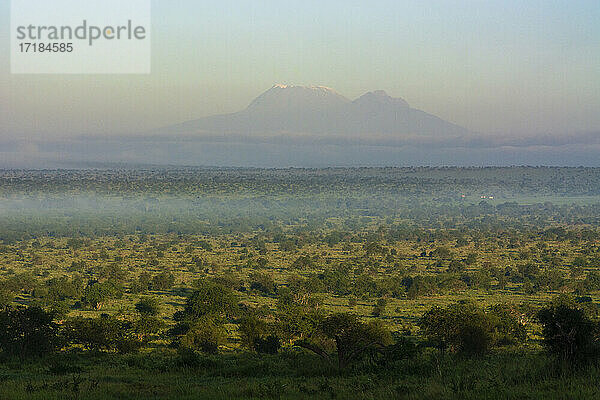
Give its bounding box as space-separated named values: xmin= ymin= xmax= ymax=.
xmin=274 ymin=287 xmax=323 ymax=345
xmin=419 ymin=301 xmax=526 ymax=356
xmin=421 ymin=302 xmax=482 ymax=355
xmin=63 ymin=314 xmax=142 ymax=353
xmin=182 ymin=281 xmax=238 ymax=320
xmin=170 ymin=281 xmax=238 ymax=353
xmin=296 ymin=313 xmax=392 ymax=370
xmin=82 ymin=281 xmax=122 ymax=310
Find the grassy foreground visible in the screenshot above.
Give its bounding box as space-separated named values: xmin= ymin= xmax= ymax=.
xmin=0 ymin=349 xmax=598 ymax=400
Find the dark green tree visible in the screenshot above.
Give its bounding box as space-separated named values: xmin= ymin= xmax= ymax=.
xmin=297 ymin=313 xmax=392 ymax=370
xmin=537 ymin=299 xmax=597 ymax=363
xmin=0 ymin=306 xmax=60 ymax=359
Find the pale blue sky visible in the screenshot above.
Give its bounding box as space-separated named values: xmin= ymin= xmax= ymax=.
xmin=0 ymin=0 xmax=599 ymax=138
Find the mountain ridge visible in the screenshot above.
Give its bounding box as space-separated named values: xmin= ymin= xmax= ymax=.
xmin=158 ymin=84 xmax=472 ymax=139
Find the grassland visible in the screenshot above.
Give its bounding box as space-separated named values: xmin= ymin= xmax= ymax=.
xmin=1 ymin=167 xmax=600 ymax=399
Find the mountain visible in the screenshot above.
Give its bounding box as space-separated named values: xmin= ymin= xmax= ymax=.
xmin=161 ymin=84 xmax=472 ymax=139
xmin=8 ymin=85 xmax=598 ymax=168
xmin=12 ymin=82 xmax=598 ymax=167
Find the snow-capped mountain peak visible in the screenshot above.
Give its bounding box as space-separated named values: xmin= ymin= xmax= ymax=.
xmin=162 ymin=84 xmax=470 ymax=138
xmin=247 ymin=84 xmax=350 ymax=112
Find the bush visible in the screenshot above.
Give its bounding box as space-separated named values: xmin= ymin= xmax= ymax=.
xmin=254 ymin=335 xmax=281 ymax=354
xmin=487 ymin=304 xmax=527 ymax=346
xmin=0 ymin=306 xmax=60 ymax=359
xmin=134 ymin=316 xmax=166 ymax=341
xmin=135 ymin=296 xmax=160 ymax=317
xmin=0 ymin=287 xmax=15 ymax=308
xmin=171 ymin=283 xmax=239 ymax=353
xmin=179 ymin=317 xmax=226 ymax=354
xmin=372 ymin=298 xmax=388 ymax=317
xmin=419 ymin=302 xmax=490 ymax=356
xmin=152 ymin=272 xmax=175 ymax=291
xmin=130 ymin=272 xmax=152 ymax=294
xmin=249 ymin=272 xmax=277 ymax=295
xmin=419 ymin=301 xmax=525 ymax=357
xmin=382 ymin=335 xmax=419 ymax=364
xmin=537 ymin=300 xmax=597 ymax=363
xmin=457 ymin=324 xmax=490 ymax=356
xmin=63 ymin=314 xmax=142 ymax=353
xmin=182 ymin=281 xmax=238 ymax=321
xmin=584 ymin=271 xmax=600 ymax=292
xmin=297 ymin=313 xmax=392 ymax=369
xmin=176 ymin=346 xmax=202 ymax=368
xmin=82 ymin=281 xmax=123 ymax=310
xmin=239 ymin=315 xmax=267 ymax=350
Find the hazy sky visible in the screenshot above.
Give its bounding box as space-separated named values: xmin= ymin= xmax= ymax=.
xmin=1 ymin=0 xmax=599 ymax=139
